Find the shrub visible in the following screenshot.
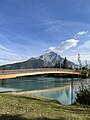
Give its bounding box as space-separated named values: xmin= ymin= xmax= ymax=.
xmin=75 ymin=83 xmax=90 ymax=105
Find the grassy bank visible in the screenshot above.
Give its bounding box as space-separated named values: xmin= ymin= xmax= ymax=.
xmin=0 ymin=94 xmax=90 ymax=120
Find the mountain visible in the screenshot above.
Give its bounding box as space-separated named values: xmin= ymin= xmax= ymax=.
xmin=0 ymin=52 xmax=78 ymax=69
xmin=39 ymin=52 xmax=64 ymax=67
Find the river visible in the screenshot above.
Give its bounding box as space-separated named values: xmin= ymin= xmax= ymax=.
xmin=0 ymin=76 xmax=90 ymax=105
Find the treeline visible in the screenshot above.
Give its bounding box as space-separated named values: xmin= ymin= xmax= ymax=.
xmin=44 ymin=57 xmax=73 ymax=69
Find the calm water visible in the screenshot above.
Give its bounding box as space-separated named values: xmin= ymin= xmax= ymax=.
xmin=0 ymin=76 xmax=90 ymax=105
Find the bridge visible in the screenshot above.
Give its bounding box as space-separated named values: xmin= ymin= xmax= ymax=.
xmin=0 ymin=68 xmax=80 ymax=79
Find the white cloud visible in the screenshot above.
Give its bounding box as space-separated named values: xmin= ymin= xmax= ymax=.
xmin=48 ymin=47 xmax=56 ymax=51
xmin=0 ymin=45 xmax=11 ymax=52
xmin=0 ymin=44 xmax=29 ymax=65
xmin=66 ymin=54 xmax=90 ymax=65
xmin=0 ymin=44 xmax=18 ymax=57
xmin=42 ymin=19 xmax=90 ymax=35
xmin=0 ymin=55 xmax=29 ymax=65
xmin=0 ymin=59 xmax=24 ymax=66
xmin=77 ymin=40 xmax=90 ymax=53
xmin=47 ymin=39 xmax=79 ymax=53
xmin=66 ymin=40 xmax=90 ymax=64
xmin=74 ymin=31 xmax=88 ymax=39
xmin=77 ymin=31 xmax=88 ymax=35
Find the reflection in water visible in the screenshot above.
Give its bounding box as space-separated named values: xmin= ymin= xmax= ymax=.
xmin=0 ymin=76 xmax=90 ymax=105
xmin=33 ymin=86 xmax=71 ymax=105
xmin=0 ymin=77 xmax=72 ymax=91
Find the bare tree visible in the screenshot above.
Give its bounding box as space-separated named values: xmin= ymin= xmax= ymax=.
xmin=78 ymin=53 xmax=82 ymax=70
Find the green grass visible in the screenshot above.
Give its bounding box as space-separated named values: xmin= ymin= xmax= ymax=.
xmin=0 ymin=94 xmax=90 ymax=120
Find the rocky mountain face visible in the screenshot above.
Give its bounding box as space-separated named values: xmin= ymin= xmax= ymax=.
xmin=39 ymin=52 xmax=64 ymax=67
xmin=0 ymin=52 xmax=77 ymax=69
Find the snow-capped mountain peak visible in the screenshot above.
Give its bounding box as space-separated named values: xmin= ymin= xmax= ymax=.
xmin=39 ymin=52 xmax=63 ymax=67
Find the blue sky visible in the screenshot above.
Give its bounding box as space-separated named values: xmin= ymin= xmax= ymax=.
xmin=0 ymin=0 xmax=90 ymax=65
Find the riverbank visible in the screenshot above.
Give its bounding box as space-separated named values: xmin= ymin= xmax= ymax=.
xmin=2 ymin=85 xmax=70 ymax=95
xmin=0 ymin=94 xmax=89 ymax=120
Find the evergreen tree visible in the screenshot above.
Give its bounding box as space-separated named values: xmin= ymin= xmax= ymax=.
xmin=62 ymin=57 xmax=68 ymax=69
xmin=54 ymin=61 xmax=60 ymax=68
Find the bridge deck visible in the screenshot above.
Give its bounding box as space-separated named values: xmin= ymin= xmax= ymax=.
xmin=0 ymin=68 xmax=80 ymax=79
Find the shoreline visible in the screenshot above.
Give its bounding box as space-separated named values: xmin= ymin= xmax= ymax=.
xmin=5 ymin=85 xmax=70 ymax=95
